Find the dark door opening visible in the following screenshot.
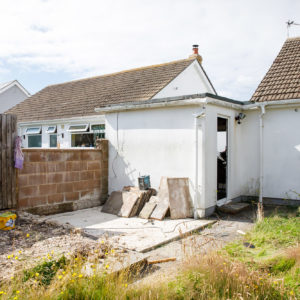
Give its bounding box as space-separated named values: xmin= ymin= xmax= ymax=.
xmin=217 ymin=117 xmax=228 ymax=201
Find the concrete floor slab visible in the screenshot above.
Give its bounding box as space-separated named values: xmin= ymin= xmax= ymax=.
xmin=45 ymin=207 xmax=215 ymax=253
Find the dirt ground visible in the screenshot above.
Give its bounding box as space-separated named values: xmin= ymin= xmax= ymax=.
xmin=0 ymin=204 xmax=259 ymax=281
xmin=0 ymin=212 xmax=113 ymax=280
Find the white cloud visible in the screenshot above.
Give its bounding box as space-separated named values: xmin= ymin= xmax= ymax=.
xmin=0 ymin=0 xmax=299 ymax=99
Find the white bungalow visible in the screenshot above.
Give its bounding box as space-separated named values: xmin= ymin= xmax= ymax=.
xmin=7 ymin=38 xmax=300 ymax=217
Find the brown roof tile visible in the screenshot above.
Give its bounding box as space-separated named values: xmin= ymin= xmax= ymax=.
xmin=250 ymin=37 xmax=300 ymax=102
xmin=6 ymin=58 xmax=195 ymax=122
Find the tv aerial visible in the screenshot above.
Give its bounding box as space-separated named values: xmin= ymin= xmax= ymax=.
xmin=286 ymin=20 xmax=300 ymax=37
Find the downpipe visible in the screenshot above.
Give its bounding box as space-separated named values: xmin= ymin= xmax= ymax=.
xmin=194 ymin=108 xmax=206 ymax=219
xmin=258 ymin=104 xmax=266 ymax=220
xmin=259 ymin=104 xmax=265 ymax=204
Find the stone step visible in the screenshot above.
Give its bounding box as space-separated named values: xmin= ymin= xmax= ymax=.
xmin=218 ymin=202 xmax=250 ymax=214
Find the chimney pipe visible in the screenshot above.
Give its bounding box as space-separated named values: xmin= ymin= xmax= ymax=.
xmin=189 ymin=44 xmax=202 ymax=63
xmin=192 ymin=44 xmax=199 ymax=55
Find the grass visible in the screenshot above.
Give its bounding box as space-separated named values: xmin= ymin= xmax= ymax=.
xmin=223 ymin=207 xmax=300 ymax=297
xmin=0 ymin=206 xmax=299 ymax=299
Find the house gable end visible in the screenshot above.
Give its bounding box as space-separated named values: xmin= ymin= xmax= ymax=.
xmin=152 ymin=59 xmax=217 ymax=99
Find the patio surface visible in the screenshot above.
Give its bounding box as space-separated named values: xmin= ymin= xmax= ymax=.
xmin=44 ymin=207 xmax=215 ymax=252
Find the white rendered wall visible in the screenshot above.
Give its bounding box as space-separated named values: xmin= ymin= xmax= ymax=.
xmin=152 ymin=60 xmax=216 ymax=99
xmin=262 ymin=106 xmax=300 ymax=200
xmin=0 ymin=85 xmax=28 ymax=113
xmin=226 ymin=105 xmax=300 ymax=202
xmin=235 ymin=110 xmax=260 ymax=196
xmin=105 ymin=105 xmax=206 ymax=210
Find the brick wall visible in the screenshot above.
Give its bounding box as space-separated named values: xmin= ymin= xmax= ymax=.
xmin=17 ymin=140 xmax=108 ymax=215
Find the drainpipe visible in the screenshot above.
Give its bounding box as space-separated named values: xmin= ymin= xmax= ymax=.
xmin=259 ymin=104 xmax=266 ymax=205
xmin=194 ymin=108 xmax=206 ymax=219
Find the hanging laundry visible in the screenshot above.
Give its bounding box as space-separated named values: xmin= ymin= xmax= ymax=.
xmin=14 ymin=136 xmax=24 ymax=169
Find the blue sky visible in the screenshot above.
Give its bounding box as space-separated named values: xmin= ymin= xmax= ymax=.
xmin=0 ymin=0 xmax=299 ymax=101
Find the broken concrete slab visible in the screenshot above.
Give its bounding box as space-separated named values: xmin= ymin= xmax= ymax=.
xmin=149 ymin=178 xmax=170 ymax=220
xmin=101 ymin=191 xmax=123 ymax=215
xmin=84 ymin=249 xmax=148 ymax=276
xmin=150 ymin=201 xmax=169 ymax=220
xmin=157 ymin=177 xmax=169 ymax=203
xmin=119 ymin=187 xmax=155 ymax=217
xmin=167 ymin=178 xmax=193 ymax=219
xmin=46 ymin=207 xmax=215 ymax=253
xmin=139 ymin=202 xmax=157 ymax=219
xmin=118 ymin=192 xmax=141 ymax=218
xmin=135 ymin=189 xmax=156 ymax=215
xmin=218 ymin=202 xmax=250 ymax=214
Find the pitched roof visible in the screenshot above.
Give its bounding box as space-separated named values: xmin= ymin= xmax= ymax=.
xmin=0 ymin=80 xmax=31 ymax=97
xmin=251 ymin=37 xmax=300 ymax=102
xmin=6 ymin=58 xmax=196 ymax=122
xmin=0 ymin=81 xmax=15 ymax=93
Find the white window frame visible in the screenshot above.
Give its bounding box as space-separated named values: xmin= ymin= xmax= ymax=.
xmin=68 ymin=124 xmax=89 ymax=132
xmin=26 ymin=127 xmax=41 ymax=135
xmin=46 ymin=125 xmax=57 ymax=134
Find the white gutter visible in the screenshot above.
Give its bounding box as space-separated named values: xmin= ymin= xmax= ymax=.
xmin=95 ymin=97 xmax=300 ymax=115
xmin=259 ymin=104 xmax=266 ymax=205
xmin=244 ymin=98 xmax=300 ymax=110
xmin=95 ymin=97 xmax=241 ymax=114
xmin=194 ymin=107 xmax=206 ymax=219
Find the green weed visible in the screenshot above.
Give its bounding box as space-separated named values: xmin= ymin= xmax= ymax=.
xmin=23 ymin=256 xmax=67 ymax=286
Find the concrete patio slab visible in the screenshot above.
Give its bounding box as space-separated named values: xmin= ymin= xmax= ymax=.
xmin=45 ymin=207 xmax=215 ymax=253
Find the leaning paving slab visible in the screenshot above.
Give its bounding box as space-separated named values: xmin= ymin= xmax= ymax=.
xmin=45 ymin=207 xmax=215 ymax=253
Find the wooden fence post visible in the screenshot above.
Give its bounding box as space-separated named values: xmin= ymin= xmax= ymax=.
xmin=0 ymin=114 xmax=17 ymax=209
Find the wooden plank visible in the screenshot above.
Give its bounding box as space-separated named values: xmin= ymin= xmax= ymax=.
xmin=6 ymin=114 xmax=12 ymax=208
xmin=167 ymin=178 xmax=193 ymax=219
xmin=148 ymin=257 xmax=176 ymax=264
xmin=1 ymin=115 xmax=7 ymax=209
xmin=11 ymin=115 xmax=17 ymax=208
xmin=0 ymin=115 xmax=2 ymax=210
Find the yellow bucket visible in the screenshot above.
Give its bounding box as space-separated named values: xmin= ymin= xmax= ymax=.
xmin=0 ymin=212 xmax=17 ymax=231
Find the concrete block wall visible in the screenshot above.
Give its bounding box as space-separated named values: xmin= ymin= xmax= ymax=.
xmin=18 ymin=140 xmax=108 ymax=215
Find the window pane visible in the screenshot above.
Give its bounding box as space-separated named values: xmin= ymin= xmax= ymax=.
xmin=71 ymin=133 xmax=95 ymax=147
xmin=26 ymin=127 xmax=41 ymax=134
xmin=50 ymin=135 xmax=57 ymax=147
xmin=46 ymin=126 xmax=56 ymax=133
xmin=91 ymin=124 xmax=105 ymax=131
xmin=94 ymin=132 xmax=105 ymax=139
xmin=28 ymin=135 xmax=41 ymax=148
xmin=68 ymin=124 xmax=88 ymax=132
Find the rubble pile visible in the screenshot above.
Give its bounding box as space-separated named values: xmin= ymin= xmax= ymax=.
xmin=102 ymin=177 xmax=193 ymax=220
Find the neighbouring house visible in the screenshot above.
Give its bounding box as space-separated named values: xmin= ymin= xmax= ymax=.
xmin=0 ymin=80 xmax=30 ymax=113
xmin=6 ymin=45 xmax=215 ymax=149
xmin=6 ymin=38 xmax=300 ymax=218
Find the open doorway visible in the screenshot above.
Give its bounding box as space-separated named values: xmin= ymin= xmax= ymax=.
xmin=217 ymin=117 xmax=228 ymax=201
